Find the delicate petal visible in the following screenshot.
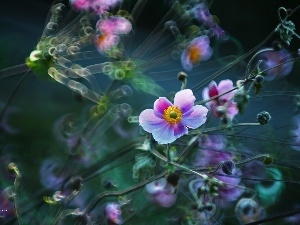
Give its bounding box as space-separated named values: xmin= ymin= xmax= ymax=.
xmin=226 ymin=102 xmax=239 ymax=119
xmin=217 ymin=79 xmax=235 ymax=101
xmin=96 ymin=16 xmax=132 ymax=34
xmin=174 ymin=89 xmax=195 ymax=113
xmin=145 ymin=178 xmax=167 ymax=194
xmin=174 ymin=122 xmax=188 ymax=138
xmin=152 ymin=123 xmax=176 ymax=144
xmin=208 ymin=81 xmax=218 ymax=97
xmin=154 ymin=97 xmax=173 ymax=118
xmin=153 ymin=192 xmax=177 ymax=207
xmin=202 ymin=86 xmax=209 ymax=101
xmin=182 ymin=105 xmax=208 ymax=128
xmin=94 ymin=33 xmax=120 ymax=53
xmin=139 ymin=109 xmax=166 ymax=133
xmin=181 ymin=35 xmax=212 ymax=71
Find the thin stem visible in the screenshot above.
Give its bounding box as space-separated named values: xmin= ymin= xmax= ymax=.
xmin=84 ymin=172 xmax=166 ymax=214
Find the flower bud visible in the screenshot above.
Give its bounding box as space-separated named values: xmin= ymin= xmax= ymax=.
xmin=257 ymin=111 xmax=271 ymax=125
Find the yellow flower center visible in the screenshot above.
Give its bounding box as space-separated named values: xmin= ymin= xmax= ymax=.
xmin=187 ymin=45 xmax=202 ymax=64
xmin=163 ymin=106 xmax=183 ymax=124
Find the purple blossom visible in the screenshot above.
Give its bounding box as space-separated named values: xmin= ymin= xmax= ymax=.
xmin=192 ymin=3 xmax=227 ymax=39
xmin=193 ymin=135 xmax=243 ymax=206
xmin=39 ymin=158 xmax=70 ymax=190
xmin=145 ymin=178 xmax=177 ymax=207
xmin=259 ymin=49 xmax=293 ymax=81
xmin=291 ymin=114 xmax=300 ymax=151
xmin=96 ymin=17 xmax=132 ymax=35
xmin=105 ymin=202 xmax=123 ymax=224
xmin=139 ymin=89 xmax=208 ymax=144
xmin=181 ymin=36 xmax=213 ymax=71
xmin=202 ymin=79 xmax=238 ymax=120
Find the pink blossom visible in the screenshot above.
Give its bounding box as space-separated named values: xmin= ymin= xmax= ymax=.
xmin=105 ymin=202 xmax=123 ymax=224
xmin=96 ymin=16 xmax=132 ymax=35
xmin=181 ymin=36 xmax=213 ymax=71
xmin=145 ymin=178 xmax=177 ymax=207
xmin=202 ymin=79 xmax=238 ymax=120
xmin=70 ymin=0 xmax=120 ymax=14
xmin=94 ymin=33 xmax=120 ymax=52
xmin=139 ymin=89 xmax=208 ymax=144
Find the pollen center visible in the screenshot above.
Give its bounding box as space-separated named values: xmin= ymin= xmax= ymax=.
xmin=163 ymin=106 xmax=183 ymax=124
xmin=187 ymin=45 xmax=202 ymax=64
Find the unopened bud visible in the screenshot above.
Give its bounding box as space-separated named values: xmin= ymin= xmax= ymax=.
xmin=257 ymin=111 xmax=271 ymax=125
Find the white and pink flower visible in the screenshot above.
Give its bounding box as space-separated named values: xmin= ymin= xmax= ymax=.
xmin=139 ymin=89 xmax=208 ymax=144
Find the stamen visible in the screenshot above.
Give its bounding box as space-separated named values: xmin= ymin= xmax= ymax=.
xmin=163 ymin=106 xmax=183 ymax=124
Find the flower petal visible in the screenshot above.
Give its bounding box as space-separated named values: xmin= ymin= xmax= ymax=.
xmin=154 ymin=97 xmax=173 ymax=118
xmin=182 ymin=105 xmax=208 ymax=128
xmin=152 ymin=123 xmax=176 ymax=144
xmin=226 ymin=102 xmax=239 ymax=120
xmin=139 ymin=109 xmax=166 ymax=132
xmin=174 ymin=122 xmax=188 ymax=138
xmin=174 ymin=89 xmax=195 ymax=113
xmin=217 ymin=79 xmax=235 ymax=101
xmin=208 ymin=81 xmax=218 ymax=97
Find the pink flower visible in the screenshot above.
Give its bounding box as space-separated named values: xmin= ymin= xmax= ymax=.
xmin=70 ymin=0 xmax=120 ymax=14
xmin=202 ymin=80 xmax=238 ymax=120
xmin=139 ymin=89 xmax=208 ymax=144
xmin=105 ymin=202 xmax=123 ymax=224
xmin=181 ymin=36 xmax=213 ymax=71
xmin=96 ymin=16 xmax=132 ymax=35
xmin=69 ymin=0 xmax=91 ymax=11
xmin=94 ymin=33 xmax=120 ymax=52
xmin=145 ymin=178 xmax=177 ymax=207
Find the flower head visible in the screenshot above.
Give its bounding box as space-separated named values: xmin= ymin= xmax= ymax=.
xmin=139 ymin=89 xmax=208 ymax=144
xmin=96 ymin=16 xmax=132 ymax=35
xmin=202 ymin=79 xmax=238 ymax=120
xmin=291 ymin=114 xmax=300 ymax=151
xmin=181 ymin=36 xmax=213 ymax=71
xmin=145 ymin=178 xmax=177 ymax=207
xmin=259 ymin=49 xmax=293 ymax=81
xmin=105 ymin=202 xmax=123 ymax=224
xmin=192 ymin=3 xmax=227 ymax=39
xmin=70 ymin=0 xmax=120 ymax=14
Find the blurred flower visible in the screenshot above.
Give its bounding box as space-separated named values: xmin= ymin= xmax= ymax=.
xmin=70 ymin=0 xmax=120 ymax=14
xmin=202 ymin=79 xmax=238 ymax=120
xmin=0 ymin=187 xmax=15 ymax=219
xmin=105 ymin=202 xmax=123 ymax=224
xmin=95 ymin=33 xmax=120 ymax=52
xmin=145 ymin=178 xmax=177 ymax=207
xmin=96 ymin=17 xmax=132 ymax=35
xmin=39 ymin=158 xmax=70 ymax=190
xmin=192 ymin=3 xmax=227 ymax=39
xmin=291 ymin=114 xmax=300 ymax=151
xmin=139 ymin=89 xmax=208 ymax=144
xmin=94 ymin=16 xmax=131 ymax=53
xmin=181 ymin=36 xmax=213 ymax=71
xmin=259 ymin=49 xmax=293 ymax=81
xmin=193 ymin=136 xmax=243 ymax=206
